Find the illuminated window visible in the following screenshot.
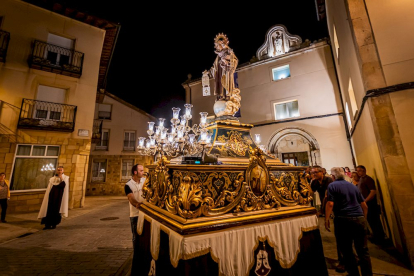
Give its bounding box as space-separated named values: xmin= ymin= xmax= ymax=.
xmin=348 ymin=79 xmax=358 ymax=117
xmin=11 ymin=145 xmax=60 ymax=190
xmin=92 ymin=160 xmax=107 ymax=182
xmin=274 ymin=100 xmax=299 ymax=120
xmin=345 ymin=102 xmax=352 ymax=130
xmin=333 ymin=25 xmax=339 ymax=58
xmin=272 ymin=65 xmax=290 ymax=81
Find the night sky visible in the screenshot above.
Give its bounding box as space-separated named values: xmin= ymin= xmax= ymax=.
xmin=61 ymin=1 xmax=328 ymax=119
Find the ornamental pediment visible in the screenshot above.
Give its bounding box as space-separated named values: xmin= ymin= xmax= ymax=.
xmin=256 ymin=25 xmax=302 ymax=60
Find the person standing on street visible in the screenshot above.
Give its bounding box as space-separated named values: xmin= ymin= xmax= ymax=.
xmin=125 ymin=164 xmax=146 ymax=248
xmin=311 ymin=166 xmax=333 ymax=216
xmin=356 ymin=165 xmax=386 ymax=244
xmin=38 ymin=166 xmax=69 ymax=229
xmin=325 ymin=167 xmax=372 ymax=276
xmin=0 ymin=172 xmax=10 ymax=223
xmin=351 ymin=171 xmax=360 ymax=186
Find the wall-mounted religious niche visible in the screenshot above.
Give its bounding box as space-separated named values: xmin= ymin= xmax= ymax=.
xmin=256 ymin=24 xmax=302 ymax=60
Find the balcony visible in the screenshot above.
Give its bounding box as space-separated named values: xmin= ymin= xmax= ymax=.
xmin=0 ymin=30 xmax=10 ymax=63
xmin=28 ymin=40 xmax=84 ymax=78
xmin=18 ymin=99 xmax=77 ymax=132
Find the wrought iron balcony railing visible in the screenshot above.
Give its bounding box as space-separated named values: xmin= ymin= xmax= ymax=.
xmin=28 ymin=40 xmax=84 ymax=78
xmin=0 ymin=30 xmax=10 ymax=63
xmin=18 ymin=99 xmax=77 ymax=132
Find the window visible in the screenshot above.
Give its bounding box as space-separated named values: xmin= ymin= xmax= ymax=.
xmin=345 ymin=102 xmax=352 ymax=131
xmin=95 ymin=129 xmax=109 ymax=150
xmin=274 ymin=100 xmax=299 ymax=120
xmin=98 ymin=104 xmax=112 ymax=120
xmin=124 ymin=131 xmax=136 ymax=151
xmin=92 ymin=160 xmax=107 ymax=182
xmin=272 ymin=65 xmax=290 ymax=81
xmin=10 ymin=145 xmax=60 ymax=190
xmin=333 ymin=25 xmax=339 ymax=59
xmin=282 ymin=152 xmax=309 ymax=167
xmin=121 ymin=159 xmax=134 ymax=180
xmin=34 ymin=85 xmax=67 ymax=121
xmin=348 ymin=79 xmax=358 ymax=117
xmin=46 ymin=33 xmax=74 ymax=66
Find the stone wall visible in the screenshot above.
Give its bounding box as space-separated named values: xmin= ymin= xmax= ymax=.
xmin=86 ymin=155 xmax=153 ymax=196
xmin=0 ymin=133 xmax=91 ymax=213
xmin=8 ymin=190 xmax=45 ymax=213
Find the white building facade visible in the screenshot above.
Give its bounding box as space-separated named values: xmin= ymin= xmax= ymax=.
xmin=326 ymin=0 xmax=414 ymax=266
xmin=184 ymin=25 xmax=354 ymax=171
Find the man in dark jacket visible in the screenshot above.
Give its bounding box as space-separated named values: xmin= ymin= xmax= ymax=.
xmin=310 ymin=166 xmax=333 ymax=216
xmin=356 ymin=165 xmax=386 ymax=244
xmin=326 ymin=167 xmax=372 ymax=276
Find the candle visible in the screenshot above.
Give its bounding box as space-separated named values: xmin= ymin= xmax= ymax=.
xmin=255 ymin=134 xmax=261 ymax=144
xmin=148 ymin=122 xmax=155 ymax=131
xmin=172 ymin=107 xmax=180 ymax=119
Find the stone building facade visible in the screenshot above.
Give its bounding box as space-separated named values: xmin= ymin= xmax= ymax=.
xmin=326 ymin=0 xmax=414 ymax=267
xmin=0 ymin=0 xmax=119 ymax=213
xmin=86 ymin=92 xmax=154 ymax=196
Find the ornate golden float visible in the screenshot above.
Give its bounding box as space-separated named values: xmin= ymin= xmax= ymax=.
xmin=133 ymin=33 xmax=327 ymax=276
xmin=141 ymin=120 xmax=314 ymax=234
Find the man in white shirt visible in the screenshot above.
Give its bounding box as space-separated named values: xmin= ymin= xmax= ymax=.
xmin=125 ymin=164 xmax=145 ymax=248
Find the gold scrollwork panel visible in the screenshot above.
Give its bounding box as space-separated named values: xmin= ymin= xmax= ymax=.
xmin=235 ymin=148 xmax=281 ymax=212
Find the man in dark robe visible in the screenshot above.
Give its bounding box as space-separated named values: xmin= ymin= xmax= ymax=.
xmin=38 ymin=166 xmax=69 ymax=229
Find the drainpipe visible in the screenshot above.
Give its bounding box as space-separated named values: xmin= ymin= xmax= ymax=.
xmin=79 ymin=153 xmax=89 ymax=208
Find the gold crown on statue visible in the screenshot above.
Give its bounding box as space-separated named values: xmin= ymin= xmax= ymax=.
xmin=214 ymin=33 xmax=229 ymax=45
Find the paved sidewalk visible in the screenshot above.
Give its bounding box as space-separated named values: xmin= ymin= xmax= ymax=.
xmin=320 ymin=218 xmax=414 ymax=276
xmin=0 ymin=196 xmax=133 ymax=276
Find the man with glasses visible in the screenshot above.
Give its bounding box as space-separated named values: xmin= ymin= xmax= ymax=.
xmin=310 ymin=165 xmax=333 ymax=217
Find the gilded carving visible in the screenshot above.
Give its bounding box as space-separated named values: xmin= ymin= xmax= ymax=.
xmin=165 ymin=170 xmax=246 ymax=218
xmin=144 ymin=149 xmax=313 ymax=220
xmin=235 ymin=148 xmax=281 ymax=212
xmin=216 ymin=130 xmax=252 ymax=157
xmin=142 ymin=156 xmax=171 ymax=209
xmin=269 ymin=171 xmax=313 ymax=206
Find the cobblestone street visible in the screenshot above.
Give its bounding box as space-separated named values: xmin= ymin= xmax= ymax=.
xmin=0 ymin=196 xmax=132 ymax=276
xmin=0 ymin=196 xmax=413 ymax=276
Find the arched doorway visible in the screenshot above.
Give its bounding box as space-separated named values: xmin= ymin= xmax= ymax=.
xmin=268 ymin=127 xmax=321 ymax=166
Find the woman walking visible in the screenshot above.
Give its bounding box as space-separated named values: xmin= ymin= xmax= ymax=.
xmin=0 ymin=172 xmax=10 ymax=223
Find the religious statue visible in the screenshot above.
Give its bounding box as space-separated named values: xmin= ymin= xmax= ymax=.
xmin=208 ymin=33 xmax=241 ymax=117
xmin=273 ymin=31 xmax=284 ymax=56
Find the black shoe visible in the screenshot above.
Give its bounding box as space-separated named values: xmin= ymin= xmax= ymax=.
xmin=50 ymin=225 xmax=56 ymax=229
xmin=1 ymin=220 xmax=7 ymax=223
xmin=335 ymin=264 xmax=346 ymax=273
xmin=43 ymin=226 xmax=50 ymax=230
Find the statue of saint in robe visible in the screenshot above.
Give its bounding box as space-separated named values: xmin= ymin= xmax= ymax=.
xmin=210 ymin=34 xmax=239 ymax=101
xmin=273 ymin=32 xmax=285 ymax=56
